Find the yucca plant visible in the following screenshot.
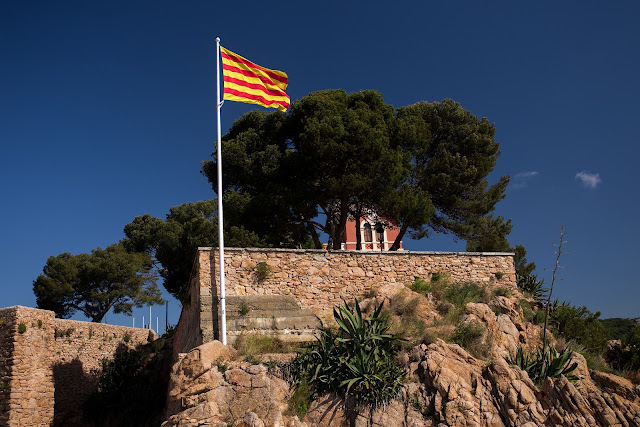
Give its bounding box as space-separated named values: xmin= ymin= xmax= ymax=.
xmin=516 ymin=273 xmax=548 ymax=301
xmin=508 ymin=345 xmax=580 ymax=385
xmin=286 ymin=299 xmax=406 ymax=408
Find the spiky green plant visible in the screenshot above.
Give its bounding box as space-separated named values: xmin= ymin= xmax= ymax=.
xmin=516 ymin=273 xmax=548 ymax=301
xmin=508 ymin=345 xmax=580 ymax=385
xmin=286 ymin=299 xmax=406 ymax=408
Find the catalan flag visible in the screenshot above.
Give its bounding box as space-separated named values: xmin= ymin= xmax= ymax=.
xmin=220 ymin=46 xmax=290 ymax=112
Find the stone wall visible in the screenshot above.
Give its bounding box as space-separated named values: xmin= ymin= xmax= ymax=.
xmin=0 ymin=306 xmax=153 ymax=426
xmin=0 ymin=306 xmax=54 ymax=426
xmin=51 ymin=318 xmax=153 ymax=426
xmin=185 ymin=248 xmax=515 ymax=346
xmin=171 ymin=251 xmax=212 ymax=361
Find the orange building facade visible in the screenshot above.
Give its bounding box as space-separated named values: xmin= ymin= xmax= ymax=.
xmin=340 ymin=215 xmax=403 ymax=251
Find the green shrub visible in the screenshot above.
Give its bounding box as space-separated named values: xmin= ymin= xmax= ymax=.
xmin=389 ymin=291 xmax=421 ymax=317
xmin=255 ymin=261 xmax=271 ymax=280
xmin=408 ymin=277 xmax=431 ymax=294
xmin=493 ymin=286 xmax=510 ymax=298
xmin=516 ymin=273 xmax=548 ymax=301
xmin=123 ymin=333 xmax=131 ymax=343
xmin=239 ymin=302 xmax=251 ymax=315
xmin=608 ymin=325 xmax=640 ymax=372
xmin=233 ymin=333 xmax=299 ymax=357
xmin=18 ymin=323 xmax=26 ymax=334
xmin=443 ymin=282 xmax=489 ymax=309
xmin=495 ymin=272 xmax=504 ymax=280
xmin=163 ymin=324 xmax=176 ymax=338
xmin=286 ymin=300 xmax=406 ymax=408
xmin=549 ymin=303 xmax=608 ymax=354
xmin=287 ymin=380 xmax=312 ymax=419
xmin=600 ymin=318 xmax=638 ymax=340
xmin=37 ymin=319 xmax=43 ymax=328
xmin=452 ymin=321 xmax=485 ymax=350
xmin=507 ymin=345 xmax=580 ymax=385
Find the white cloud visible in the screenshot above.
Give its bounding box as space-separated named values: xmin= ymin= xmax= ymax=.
xmin=511 ymin=170 xmax=539 ymax=189
xmin=514 ymin=171 xmax=539 ymax=178
xmin=575 ymin=170 xmax=601 ymax=189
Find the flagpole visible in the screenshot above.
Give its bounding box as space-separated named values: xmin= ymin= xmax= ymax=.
xmin=215 ymin=37 xmax=227 ymax=345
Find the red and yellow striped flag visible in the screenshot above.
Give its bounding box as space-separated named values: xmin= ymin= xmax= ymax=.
xmin=220 ymin=46 xmax=290 ymax=112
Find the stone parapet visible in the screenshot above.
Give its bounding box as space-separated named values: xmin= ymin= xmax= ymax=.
xmin=188 ymin=248 xmax=515 ymax=343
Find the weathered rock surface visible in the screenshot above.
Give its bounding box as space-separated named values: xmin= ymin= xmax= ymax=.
xmin=163 ymin=338 xmax=640 ymax=427
xmin=163 ymin=340 xmax=302 ymax=427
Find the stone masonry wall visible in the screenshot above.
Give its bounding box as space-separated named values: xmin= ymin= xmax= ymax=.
xmin=51 ymin=318 xmax=153 ymax=426
xmin=196 ymin=248 xmax=516 ymax=341
xmin=172 ymin=251 xmax=212 ymax=361
xmin=0 ymin=306 xmax=153 ymax=427
xmin=0 ymin=306 xmax=54 ymax=427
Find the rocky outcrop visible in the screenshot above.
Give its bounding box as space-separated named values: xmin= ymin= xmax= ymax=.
xmin=163 ymin=341 xmax=304 ymax=427
xmin=164 ymin=338 xmax=640 ymax=427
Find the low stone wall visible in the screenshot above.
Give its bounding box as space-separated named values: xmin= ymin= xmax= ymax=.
xmin=0 ymin=306 xmax=154 ymax=426
xmin=187 ymin=248 xmax=515 ymax=345
xmin=51 ymin=318 xmax=153 ymax=426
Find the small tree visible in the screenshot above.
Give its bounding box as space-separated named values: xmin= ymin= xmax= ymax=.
xmin=33 ymin=243 xmax=163 ymax=322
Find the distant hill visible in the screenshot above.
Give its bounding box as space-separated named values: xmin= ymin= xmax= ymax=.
xmin=600 ymin=317 xmax=640 ymax=340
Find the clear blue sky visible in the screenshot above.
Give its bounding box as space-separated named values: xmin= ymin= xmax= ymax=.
xmin=1 ymin=1 xmax=638 ymax=330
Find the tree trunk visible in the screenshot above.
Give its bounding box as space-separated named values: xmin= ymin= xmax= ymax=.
xmin=306 ymin=220 xmax=322 ymax=249
xmin=389 ymin=222 xmax=410 ymax=251
xmin=332 ymin=200 xmax=349 ymax=250
xmin=355 ymin=212 xmax=362 ymax=250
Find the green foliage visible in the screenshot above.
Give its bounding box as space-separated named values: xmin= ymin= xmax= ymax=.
xmin=286 ymin=300 xmax=406 ymax=408
xmin=83 ymin=339 xmax=172 ymax=426
xmin=508 ymin=345 xmax=580 ymax=385
xmin=123 ymin=333 xmax=131 ymax=343
xmin=608 ymin=324 xmax=640 ymax=372
xmin=33 ymin=243 xmax=163 ymax=322
xmin=233 ymin=333 xmax=300 ymax=357
xmin=392 ymin=99 xmax=509 ymax=250
xmin=549 ymin=303 xmax=608 ymax=354
xmin=387 ymin=292 xmax=427 ymax=345
xmin=408 ymin=277 xmax=431 ymax=294
xmin=494 ymin=272 xmax=504 ymax=280
xmin=513 ymin=244 xmax=536 ymax=278
xmin=516 ymin=273 xmax=548 ymax=301
xmin=163 ymin=324 xmax=175 ymax=338
xmin=37 ymin=319 xmax=42 ymax=328
xmin=452 ymin=321 xmax=485 ymax=350
xmin=239 ymin=302 xmax=251 ymax=316
xmin=255 ymin=262 xmax=271 ymax=280
xmin=600 ymin=318 xmax=638 ymax=340
xmin=202 ymin=91 xmax=508 ymax=252
xmin=0 ymin=380 xmax=9 ymax=390
xmin=18 ymin=323 xmax=26 ymax=334
xmin=287 ymin=380 xmax=312 ymax=419
xmin=443 ymin=282 xmax=489 ymax=309
xmin=493 ymin=286 xmax=510 ymax=298
xmin=122 ymin=201 xmax=270 ymax=301
xmin=55 ymin=328 xmax=74 ymax=339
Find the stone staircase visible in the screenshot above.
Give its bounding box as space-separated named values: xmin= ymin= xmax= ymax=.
xmin=225 ymin=295 xmax=321 ymax=344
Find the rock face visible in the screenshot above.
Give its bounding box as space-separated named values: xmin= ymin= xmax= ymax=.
xmin=163 ymin=341 xmax=304 ymax=427
xmin=164 ymin=339 xmax=640 ymax=427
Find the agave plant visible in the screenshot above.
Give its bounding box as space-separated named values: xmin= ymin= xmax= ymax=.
xmin=286 ymin=299 xmax=406 ymax=408
xmin=516 ymin=273 xmax=548 ymax=301
xmin=508 ymin=345 xmax=580 ymax=384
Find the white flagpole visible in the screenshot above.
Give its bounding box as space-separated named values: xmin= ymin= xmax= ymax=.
xmin=216 ymin=37 xmax=227 ymax=345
